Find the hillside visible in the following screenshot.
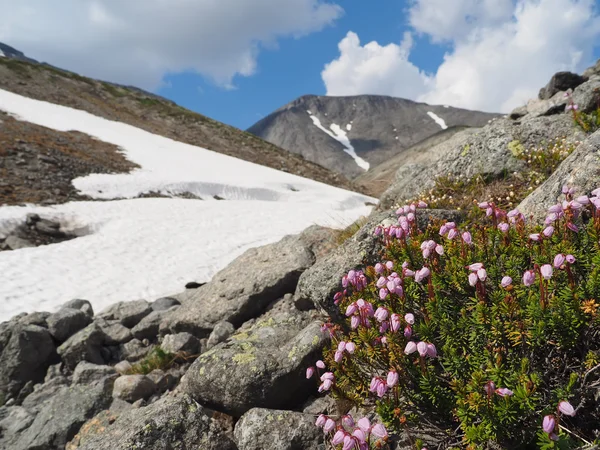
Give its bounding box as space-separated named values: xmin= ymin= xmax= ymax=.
xmin=0 ymin=47 xmax=358 ymax=194
xmin=247 ymin=94 xmax=501 ymax=179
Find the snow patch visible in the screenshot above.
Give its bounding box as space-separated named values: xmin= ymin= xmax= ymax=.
xmin=443 ymin=105 xmax=450 ymax=108
xmin=427 ymin=111 xmax=448 ymax=130
xmin=0 ymin=49 xmax=4 ymax=58
xmin=346 ymin=123 xmax=352 ymax=131
xmin=0 ymin=89 xmax=375 ymax=321
xmin=307 ymin=112 xmax=369 ymax=171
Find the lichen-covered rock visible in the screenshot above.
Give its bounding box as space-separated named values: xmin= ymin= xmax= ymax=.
xmin=179 ymin=303 xmax=325 ymax=417
xmin=234 ymin=408 xmax=325 ymax=450
xmin=58 ymin=323 xmax=107 ymax=370
xmin=72 ymin=362 xmax=117 ymax=385
xmin=206 ymin=321 xmax=235 ymax=349
xmin=161 ymin=332 xmax=200 ymax=355
xmin=13 ymin=379 xmax=113 ymax=450
xmin=98 ymin=300 xmax=152 ymax=328
xmin=68 ymin=394 xmax=237 ymax=450
xmin=47 ymin=307 xmax=92 ymax=343
xmin=572 ymin=76 xmax=600 ymax=113
xmin=0 ymin=324 xmax=56 ymax=398
xmin=523 ymin=91 xmax=568 ymax=118
xmin=147 ymin=369 xmax=177 ymax=393
xmin=112 ymin=375 xmax=156 ymax=403
xmin=162 ymin=232 xmax=316 ymax=336
xmin=518 ymin=129 xmax=600 ymax=221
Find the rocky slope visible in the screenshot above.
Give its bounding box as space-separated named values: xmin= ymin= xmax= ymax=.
xmin=0 ymin=43 xmax=359 ymax=194
xmin=247 ymin=95 xmax=500 ymax=180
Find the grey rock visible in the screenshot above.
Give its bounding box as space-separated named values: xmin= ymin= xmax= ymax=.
xmin=235 ymin=408 xmax=324 ymax=450
xmin=120 ymin=339 xmax=153 ymax=362
xmin=47 ymin=307 xmax=92 ymax=342
xmin=524 ymin=91 xmax=568 ymax=118
xmin=151 ymin=297 xmax=180 ymax=311
xmin=112 ymin=375 xmax=156 ymax=403
xmin=131 ymin=309 xmax=175 ymax=341
xmin=68 ymin=394 xmax=237 ymax=450
xmin=21 ymin=377 xmax=70 ymax=413
xmin=63 ymin=299 xmax=94 ymax=318
xmin=0 ymin=405 xmax=34 ymax=437
xmin=509 ymin=105 xmax=528 ymax=120
xmin=95 ymin=318 xmax=132 ymax=345
xmin=44 ymin=363 xmax=64 ymax=382
xmin=146 ymin=369 xmax=177 ymax=393
xmin=572 ymin=77 xmax=600 ymax=113
xmin=206 ymin=321 xmax=235 ymax=349
xmin=163 ymin=232 xmax=316 ymax=336
xmin=35 ymin=218 xmax=65 ymax=237
xmin=179 ymin=306 xmax=326 ymax=417
xmin=161 ymin=332 xmax=200 ymax=355
xmin=5 ymin=235 xmax=34 ymax=250
xmin=73 ymin=362 xmax=117 ymax=385
xmin=98 ymin=300 xmax=152 ymax=328
xmin=302 ymin=396 xmax=338 ymax=415
xmin=539 ymin=71 xmax=587 ymax=99
xmin=518 ymin=129 xmax=600 ymax=221
xmin=25 ymin=212 xmax=41 ymax=225
xmin=295 ymin=208 xmax=463 ymax=320
xmin=14 ymin=379 xmax=113 ymax=450
xmin=57 ymin=322 xmax=107 ymax=370
xmin=114 ymin=360 xmax=132 ymax=374
xmin=18 ymin=311 xmax=50 ymax=327
xmin=583 ymin=59 xmax=600 ymax=78
xmin=0 ymin=324 xmax=56 ymax=398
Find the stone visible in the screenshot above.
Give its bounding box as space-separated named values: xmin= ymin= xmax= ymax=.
xmin=17 ymin=311 xmax=50 ymax=327
xmin=206 ymin=321 xmax=235 ymax=349
xmin=98 ymin=300 xmax=152 ymax=328
xmin=73 ymin=362 xmax=118 ymax=385
xmin=112 ymin=375 xmax=156 ymax=403
xmin=524 ymin=91 xmax=568 ymax=118
xmin=295 ymin=209 xmax=464 ymax=320
xmin=95 ymin=318 xmax=133 ymax=345
xmin=185 ymin=281 xmax=205 ymax=289
xmin=57 ymin=322 xmax=107 ymax=370
xmin=114 ymin=360 xmax=132 ymax=374
xmin=47 ymin=307 xmax=92 ymax=342
xmin=302 ymin=396 xmax=338 ymax=415
xmin=5 ymin=235 xmax=34 ymax=250
xmin=0 ymin=405 xmax=34 ymax=438
xmin=234 ymin=408 xmax=325 ymax=450
xmin=161 ymin=332 xmax=200 ymax=355
xmin=509 ymin=105 xmax=528 ymax=120
xmin=539 ymin=71 xmax=587 ymax=100
xmin=120 ymin=339 xmax=153 ymax=362
xmin=0 ymin=324 xmax=56 ymax=398
xmin=179 ymin=306 xmax=326 ymax=417
xmin=162 ymin=232 xmax=317 ymax=336
xmin=518 ymin=129 xmax=600 ymax=221
xmin=35 ymin=218 xmax=65 ymax=237
xmin=146 ymin=369 xmax=177 ymax=393
xmin=583 ymin=59 xmax=600 ymax=78
xmin=572 ymin=77 xmax=600 ymax=113
xmin=63 ymin=299 xmax=95 ymax=318
xmin=151 ymin=297 xmax=180 ymax=311
xmin=21 ymin=377 xmax=70 ymax=413
xmin=25 ymin=213 xmax=40 ymax=225
xmin=130 ymin=309 xmax=175 ymax=341
xmin=66 ymin=394 xmax=237 ymax=450
xmin=13 ymin=379 xmax=113 ymax=450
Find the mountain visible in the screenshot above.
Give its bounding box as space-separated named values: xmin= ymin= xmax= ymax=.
xmin=0 ymin=43 xmax=359 ymax=194
xmin=247 ymin=95 xmax=502 ymax=180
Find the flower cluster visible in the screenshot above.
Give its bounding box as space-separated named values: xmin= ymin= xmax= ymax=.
xmin=315 ymin=414 xmax=388 ymax=450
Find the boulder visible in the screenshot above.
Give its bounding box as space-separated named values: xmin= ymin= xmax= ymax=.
xmin=524 ymin=91 xmax=568 ymax=118
xmin=114 ymin=360 xmax=133 ymax=374
xmin=21 ymin=377 xmax=70 ymax=413
xmin=17 ymin=311 xmax=50 ymax=327
xmin=0 ymin=406 xmax=34 ymax=445
xmin=63 ymin=299 xmax=95 ymax=318
xmin=162 ymin=232 xmax=316 ymax=336
xmin=161 ymin=332 xmax=200 ymax=355
xmin=95 ymin=319 xmax=132 ymax=345
xmin=120 ymin=339 xmax=153 ymax=362
xmin=539 ymin=71 xmax=587 ymax=100
xmin=131 ymin=309 xmax=176 ymax=341
xmin=583 ymin=59 xmax=600 ymax=78
xmin=4 ymin=235 xmax=34 ymax=250
xmin=572 ymin=77 xmax=600 ymax=113
xmin=13 ymin=379 xmax=113 ymax=450
xmin=57 ymin=323 xmax=107 ymax=370
xmin=112 ymin=375 xmax=156 ymax=403
xmin=151 ymin=297 xmax=180 ymax=311
xmin=179 ymin=304 xmax=326 ymax=417
xmin=98 ymin=300 xmax=152 ymax=328
xmin=67 ymin=394 xmax=237 ymax=450
xmin=47 ymin=307 xmax=92 ymax=343
xmin=206 ymin=321 xmax=235 ymax=349
xmin=146 ymin=369 xmax=177 ymax=393
xmin=73 ymin=362 xmax=117 ymax=385
xmin=234 ymin=408 xmax=324 ymax=450
xmin=0 ymin=324 xmax=56 ymax=398
xmin=518 ymin=129 xmax=600 ymax=221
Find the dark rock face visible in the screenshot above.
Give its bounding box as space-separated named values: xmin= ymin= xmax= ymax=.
xmin=0 ymin=324 xmax=56 ymax=398
xmin=248 ymin=94 xmax=500 ymax=179
xmin=179 ymin=300 xmax=326 ymax=417
xmin=57 ymin=323 xmax=107 ymax=370
xmin=98 ymin=300 xmax=152 ymax=328
xmin=234 ymin=408 xmax=325 ymax=450
xmin=539 ymin=71 xmax=588 ymax=100
xmin=162 ymin=233 xmax=316 ymax=336
xmin=47 ymin=308 xmax=92 ymax=343
xmin=68 ymin=394 xmax=237 ymax=450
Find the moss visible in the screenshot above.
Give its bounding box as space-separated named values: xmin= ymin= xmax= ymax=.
xmin=125 ymin=347 xmax=175 ymax=375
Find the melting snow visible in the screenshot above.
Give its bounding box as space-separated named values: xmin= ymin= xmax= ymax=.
xmin=346 ymin=123 xmax=352 ymax=131
xmin=307 ymin=112 xmax=369 ymax=171
xmin=0 ymin=49 xmax=5 ymax=58
xmin=427 ymin=111 xmax=448 ymax=130
xmin=0 ymin=89 xmax=375 ymax=321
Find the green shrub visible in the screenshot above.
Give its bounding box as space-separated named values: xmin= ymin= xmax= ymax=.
xmin=125 ymin=347 xmax=175 ymax=375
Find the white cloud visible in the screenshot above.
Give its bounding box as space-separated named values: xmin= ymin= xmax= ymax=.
xmin=0 ymin=0 xmax=343 ymax=90
xmin=322 ymin=0 xmax=600 ymax=113
xmin=322 ymin=31 xmax=431 ymax=99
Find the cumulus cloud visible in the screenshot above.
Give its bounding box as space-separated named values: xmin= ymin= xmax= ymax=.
xmin=0 ymin=0 xmax=343 ymax=90
xmin=322 ymin=0 xmax=600 ymax=113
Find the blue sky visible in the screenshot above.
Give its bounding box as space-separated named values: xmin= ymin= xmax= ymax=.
xmin=2 ymin=0 xmax=600 ymax=130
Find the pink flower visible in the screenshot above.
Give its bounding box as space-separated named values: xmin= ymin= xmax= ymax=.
xmin=529 ymin=233 xmax=541 ymax=241
xmin=332 ymin=429 xmax=346 ymax=445
xmin=426 ymin=343 xmax=437 ymax=357
xmin=478 ymin=202 xmax=490 ymax=209
xmin=306 ymin=367 xmax=315 ymax=379
xmin=484 ymin=381 xmax=496 ymax=396
xmin=342 ymin=435 xmax=357 ymax=450
xmin=558 ymin=400 xmax=576 ymax=416
xmin=404 ymin=341 xmax=417 ymax=354
xmin=548 ymin=204 xmax=563 ymax=214
xmin=495 ymin=388 xmax=514 ymax=397
xmin=316 ymin=360 xmax=325 ymax=369
xmin=567 ymin=222 xmax=579 ymax=232
xmin=447 ymin=228 xmax=458 ymax=240
xmin=375 ymin=263 xmax=384 ymax=274
xmin=498 ymin=222 xmax=510 ymax=233
xmin=387 ymin=370 xmax=399 ymax=387
xmin=554 ymin=254 xmax=566 ymax=268
xmin=577 ymin=195 xmax=590 ymax=205
xmin=404 ymin=326 xmax=412 ymax=339
xmin=543 ymin=226 xmax=554 ymax=238
xmin=371 ymin=423 xmax=388 ymax=439
xmin=523 ymin=270 xmax=536 ymax=287
xmin=566 ymin=254 xmax=576 ymax=264
xmin=374 ymin=307 xmax=389 ymax=322
xmin=341 ymin=414 xmax=354 ymax=428
xmin=352 ymin=429 xmax=367 ymax=443
xmin=376 ymin=380 xmax=388 ymax=397
xmin=417 ymin=341 xmax=428 ymax=357
xmin=501 ymin=276 xmax=512 ymax=288
xmin=477 ymin=268 xmax=487 ymax=282
xmin=346 ymin=342 xmax=356 ymax=354
xmin=462 ymin=231 xmax=473 ymax=245
xmin=376 ymin=277 xmax=387 ymax=288
xmin=390 ymin=314 xmax=401 ymax=332
xmin=468 ymin=272 xmax=478 ymax=286
xmin=324 ymin=417 xmax=336 ymax=433
xmin=379 ymin=288 xmax=388 ymax=300
xmin=334 ymin=351 xmax=343 ymax=363
xmin=439 ymin=224 xmax=448 ymax=236
xmin=541 ymin=264 xmax=553 ymax=280
xmin=315 ymin=414 xmax=327 ymax=427
xmin=346 ymin=303 xmax=358 ymax=316
xmin=357 ymin=417 xmax=371 ymax=433
xmin=542 ymin=415 xmax=556 ymax=434
xmin=385 ymin=261 xmax=394 ymax=270
xmin=414 ymin=267 xmax=431 ymax=283
xmin=404 ymin=313 xmax=415 ymax=324
xmin=350 ymin=316 xmax=360 ymax=329
xmin=435 ymin=244 xmax=444 ymax=255
xmin=468 ymin=263 xmax=484 ymax=271
xmin=337 ymin=342 xmax=347 ymax=352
